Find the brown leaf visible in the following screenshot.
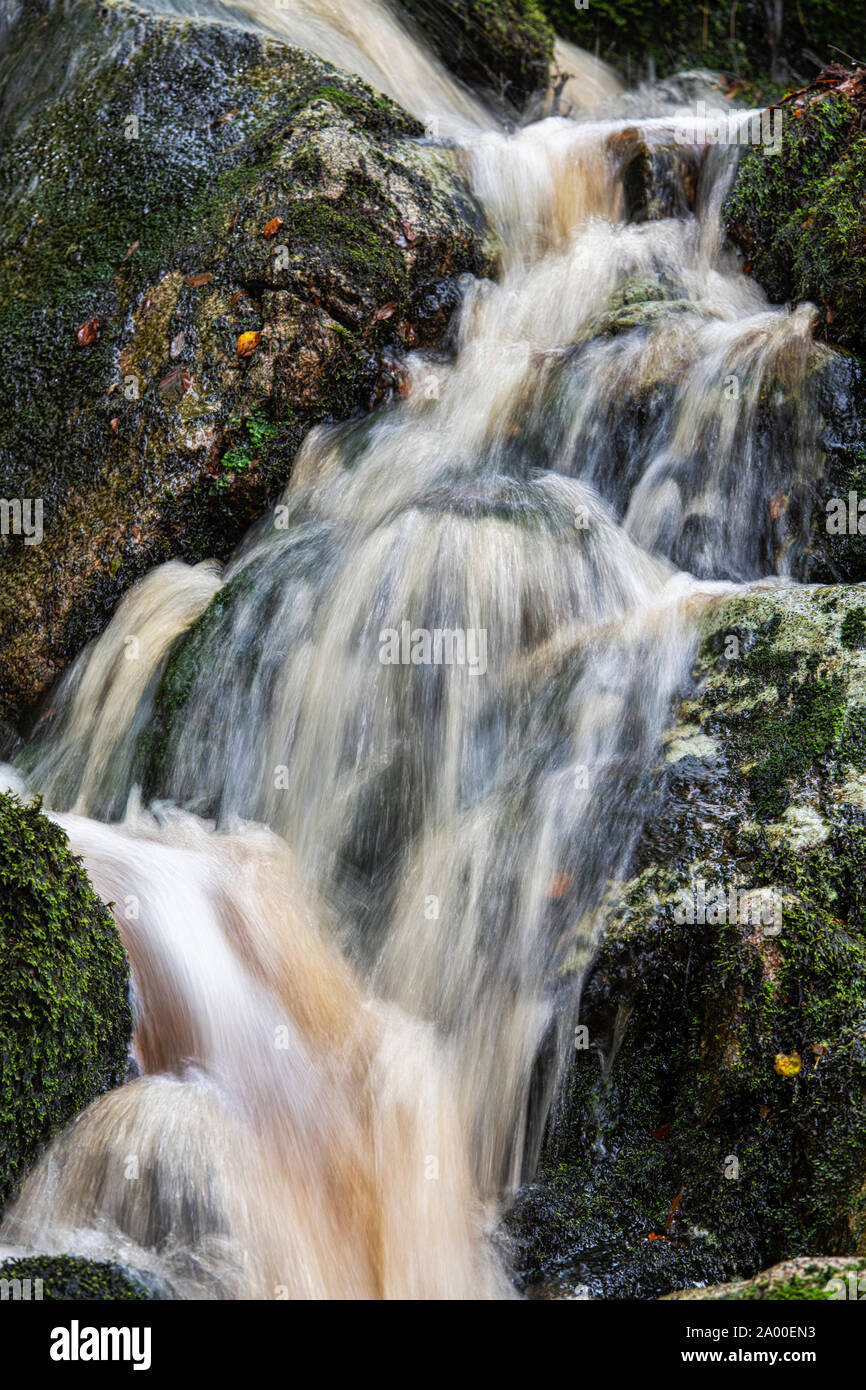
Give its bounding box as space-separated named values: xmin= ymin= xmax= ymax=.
xmin=159 ymin=366 xmax=191 ymax=401
xmin=769 ymin=492 xmax=786 ymax=520
xmin=652 ymin=1124 xmax=672 ymax=1140
xmin=262 ymin=217 xmax=284 ymax=239
xmin=665 ymin=1185 xmax=683 ymax=1231
xmin=121 ymin=239 xmax=139 ymax=263
xmin=237 ymin=331 xmax=261 ymax=357
xmin=187 ymin=273 xmax=214 ymax=288
xmin=375 ymin=302 xmax=398 ymax=321
xmin=76 ymin=317 xmax=99 ymax=346
xmin=401 ymin=220 xmax=418 ymax=244
xmin=110 ymin=417 xmax=119 ymax=433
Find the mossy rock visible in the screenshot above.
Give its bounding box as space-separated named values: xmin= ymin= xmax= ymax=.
xmin=0 ymin=793 xmax=132 ymax=1213
xmin=0 ymin=0 xmax=493 ymax=729
xmin=539 ymin=1 xmax=860 ymax=83
xmin=0 ymin=1255 xmax=157 ymax=1301
xmin=724 ymin=89 xmax=866 ymax=357
xmin=396 ymin=0 xmax=554 ymax=107
xmin=508 ymin=585 xmax=866 ymax=1297
xmin=663 ymin=1254 xmax=866 ymax=1300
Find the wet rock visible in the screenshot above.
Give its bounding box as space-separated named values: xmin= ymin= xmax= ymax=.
xmin=0 ymin=0 xmax=493 ymax=729
xmin=724 ymin=83 xmax=866 ymax=357
xmin=395 ymin=0 xmax=554 ymax=109
xmin=0 ymin=1254 xmax=160 ymax=1300
xmin=0 ymin=791 xmax=132 ymax=1215
xmin=663 ymin=1253 xmax=866 ymax=1300
xmin=796 ymin=352 xmax=866 ymax=584
xmin=609 ymin=128 xmax=701 ymax=224
xmin=508 ymin=585 xmax=866 ymax=1297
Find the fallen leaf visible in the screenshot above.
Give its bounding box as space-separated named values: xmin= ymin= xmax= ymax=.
xmin=170 ymin=330 xmax=185 ymax=358
xmin=811 ymin=1042 xmax=829 ymax=1067
xmin=262 ymin=217 xmax=284 ymax=239
xmin=121 ymin=239 xmax=139 ymax=263
xmin=76 ymin=317 xmax=99 ymax=346
xmin=110 ymin=418 xmax=119 ymax=433
xmin=769 ymin=492 xmax=786 ymax=520
xmin=237 ymin=331 xmax=261 ymax=357
xmin=230 ymin=291 xmax=253 ymax=308
xmin=401 ymin=220 xmax=418 ymax=244
xmin=159 ymin=366 xmax=191 ymax=401
xmin=665 ymin=1185 xmax=683 ymax=1231
xmin=652 ymin=1124 xmax=672 ymax=1140
xmin=774 ymin=1051 xmax=802 ymax=1077
xmin=647 ymin=1232 xmax=669 ymax=1242
xmin=187 ymin=273 xmax=214 ymax=288
xmin=375 ymin=302 xmax=398 ymax=321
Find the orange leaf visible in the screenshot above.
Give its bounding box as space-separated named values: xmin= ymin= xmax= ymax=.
xmin=110 ymin=418 xmax=119 ymax=433
xmin=76 ymin=317 xmax=99 ymax=346
xmin=187 ymin=273 xmax=214 ymax=287
xmin=262 ymin=217 xmax=284 ymax=239
xmin=647 ymin=1232 xmax=668 ymax=1242
xmin=237 ymin=331 xmax=261 ymax=357
xmin=769 ymin=492 xmax=786 ymax=520
xmin=774 ymin=1051 xmax=802 ymax=1077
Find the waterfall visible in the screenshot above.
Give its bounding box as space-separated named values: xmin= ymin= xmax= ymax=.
xmin=1 ymin=1 xmax=825 ymax=1298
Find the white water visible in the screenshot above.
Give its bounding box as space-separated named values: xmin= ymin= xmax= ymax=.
xmin=2 ymin=2 xmax=825 ymax=1298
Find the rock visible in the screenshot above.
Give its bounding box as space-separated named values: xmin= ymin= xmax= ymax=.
xmin=797 ymin=353 xmax=866 ymax=584
xmin=507 ymin=585 xmax=866 ymax=1297
xmin=0 ymin=792 xmax=132 ymax=1214
xmin=663 ymin=1254 xmax=866 ymax=1300
xmin=539 ymin=1 xmax=858 ymax=84
xmin=609 ymin=128 xmax=701 ymax=224
xmin=0 ymin=1254 xmax=159 ymax=1300
xmin=0 ymin=0 xmax=493 ymax=730
xmin=395 ymin=0 xmax=554 ymax=108
xmin=724 ymin=84 xmax=866 ymax=357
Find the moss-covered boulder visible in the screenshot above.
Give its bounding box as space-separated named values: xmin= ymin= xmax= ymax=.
xmin=664 ymin=1254 xmax=866 ymax=1300
xmin=396 ymin=0 xmax=554 ymax=107
xmin=0 ymin=1255 xmax=157 ymax=1300
xmin=508 ymin=585 xmax=866 ymax=1297
xmin=540 ymin=1 xmax=860 ymax=84
xmin=724 ymin=82 xmax=866 ymax=357
xmin=0 ymin=0 xmax=493 ymax=729
xmin=0 ymin=792 xmax=132 ymax=1213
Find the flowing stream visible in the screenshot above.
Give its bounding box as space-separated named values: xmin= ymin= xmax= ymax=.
xmin=1 ymin=1 xmax=826 ymax=1298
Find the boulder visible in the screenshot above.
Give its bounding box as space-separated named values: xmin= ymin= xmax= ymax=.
xmin=508 ymin=584 xmax=866 ymax=1297
xmin=0 ymin=0 xmax=493 ymax=729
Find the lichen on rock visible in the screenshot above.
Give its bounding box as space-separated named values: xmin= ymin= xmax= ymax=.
xmin=507 ymin=584 xmax=866 ymax=1297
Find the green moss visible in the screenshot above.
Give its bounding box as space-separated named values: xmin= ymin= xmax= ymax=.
xmin=725 ymin=93 xmax=866 ymax=356
xmin=841 ymin=607 xmax=866 ymax=650
xmin=0 ymin=1255 xmax=157 ymax=1301
xmin=508 ymin=586 xmax=866 ymax=1296
xmin=540 ymin=0 xmax=862 ymax=82
xmin=397 ymin=0 xmax=554 ymax=104
xmin=0 ymin=793 xmax=132 ymax=1213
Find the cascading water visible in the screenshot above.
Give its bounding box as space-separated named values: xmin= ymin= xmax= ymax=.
xmin=1 ymin=1 xmax=828 ymax=1297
